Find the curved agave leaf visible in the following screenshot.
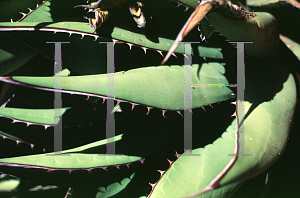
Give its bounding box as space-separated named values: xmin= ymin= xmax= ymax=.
xmin=0 ymin=21 xmax=190 ymax=56
xmin=207 ymin=12 xmax=280 ymax=58
xmin=0 ymin=0 xmax=45 ymax=22
xmin=0 ymin=106 xmax=186 ymax=187
xmin=0 ymin=34 xmax=38 ymax=75
xmin=148 ymin=51 xmax=297 ymax=197
xmin=66 ymin=173 xmax=135 ymax=198
xmin=0 ymin=134 xmax=144 ymax=186
xmin=0 ymin=173 xmax=20 ymax=191
xmin=0 ymin=104 xmax=102 ymax=127
xmin=0 ymin=64 xmax=235 ymax=112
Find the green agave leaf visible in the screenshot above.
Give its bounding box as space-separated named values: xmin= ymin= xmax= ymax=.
xmin=0 ymin=173 xmax=65 ymax=198
xmin=0 ymin=64 xmax=234 ymax=111
xmin=20 ymin=0 xmax=53 ymax=22
xmin=0 ymin=21 xmax=186 ymax=53
xmin=0 ymin=174 xmax=20 ymax=191
xmin=0 ymin=107 xmax=68 ymax=126
xmin=207 ymin=12 xmax=280 ymax=58
xmin=0 ymin=34 xmax=38 ymax=75
xmin=0 ymin=30 xmax=108 ymax=76
xmin=0 ymin=104 xmax=102 ymax=126
xmin=0 ymin=0 xmax=45 ymax=22
xmin=0 ymin=110 xmax=184 ymax=186
xmin=0 ymin=21 xmax=222 ymax=60
xmin=67 ymin=173 xmax=135 ymax=198
xmin=148 ymin=119 xmax=240 ymax=198
xmin=149 ymin=53 xmax=297 ymax=197
xmin=0 ymin=134 xmax=144 ymax=187
xmin=0 ymin=129 xmax=31 ymax=146
xmin=0 ymin=134 xmax=139 ymax=167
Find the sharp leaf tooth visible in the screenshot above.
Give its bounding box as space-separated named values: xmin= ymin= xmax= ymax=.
xmin=157 ymin=50 xmax=164 ymax=57
xmin=93 ymin=36 xmax=98 ymax=41
xmin=201 ymin=106 xmax=206 ymax=111
xmin=126 ymin=163 xmax=131 ymax=169
xmin=171 ymin=53 xmax=177 ymax=58
xmin=30 ymin=144 xmax=34 ymax=149
xmin=157 ymin=169 xmax=164 ymax=176
xmin=198 ymin=24 xmax=201 ymax=32
xmin=102 ymin=167 xmax=109 ymax=172
xmin=146 ymin=107 xmax=151 ymax=115
xmin=183 ymin=54 xmax=189 ymax=58
xmin=112 ymin=39 xmax=117 ymax=45
xmin=177 ymin=111 xmax=183 ymax=117
xmin=149 ymin=182 xmax=155 ymax=189
xmin=142 ymin=47 xmax=147 ymax=54
xmin=184 ymin=6 xmax=189 ymax=12
xmin=167 ymin=158 xmax=173 ymax=165
xmin=203 ymin=57 xmax=207 ymax=61
xmin=162 ymin=110 xmax=167 ymax=118
xmin=231 ymin=112 xmax=236 ymax=117
xmin=140 ymin=158 xmax=145 ymax=164
xmin=81 ymin=34 xmax=84 ymax=39
xmin=131 ymin=104 xmax=135 ymax=111
xmin=127 ymin=43 xmax=133 ymax=50
xmin=19 ymin=12 xmax=26 ymax=16
xmin=10 ymin=18 xmax=13 ymax=22
xmin=68 ymin=33 xmax=72 ymax=37
xmin=176 ymin=3 xmax=181 ymax=7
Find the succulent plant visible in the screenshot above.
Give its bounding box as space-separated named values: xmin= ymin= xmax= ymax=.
xmin=0 ymin=0 xmax=299 ymax=197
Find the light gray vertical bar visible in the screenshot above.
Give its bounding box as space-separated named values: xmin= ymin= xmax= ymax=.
xmin=46 ymin=42 xmax=69 ymax=156
xmin=106 ymin=42 xmax=115 ymax=154
xmin=229 ymin=42 xmax=253 ymax=156
xmin=236 ymin=42 xmax=245 ymax=156
xmin=184 ymin=43 xmax=193 ymax=153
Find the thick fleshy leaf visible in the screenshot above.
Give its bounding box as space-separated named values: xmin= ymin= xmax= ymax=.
xmin=0 ymin=64 xmax=235 ymax=111
xmin=0 ymin=21 xmax=222 ymax=60
xmin=149 ymin=48 xmax=297 ymax=198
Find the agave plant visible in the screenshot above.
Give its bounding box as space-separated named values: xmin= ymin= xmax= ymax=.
xmin=0 ymin=0 xmax=299 ymax=197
